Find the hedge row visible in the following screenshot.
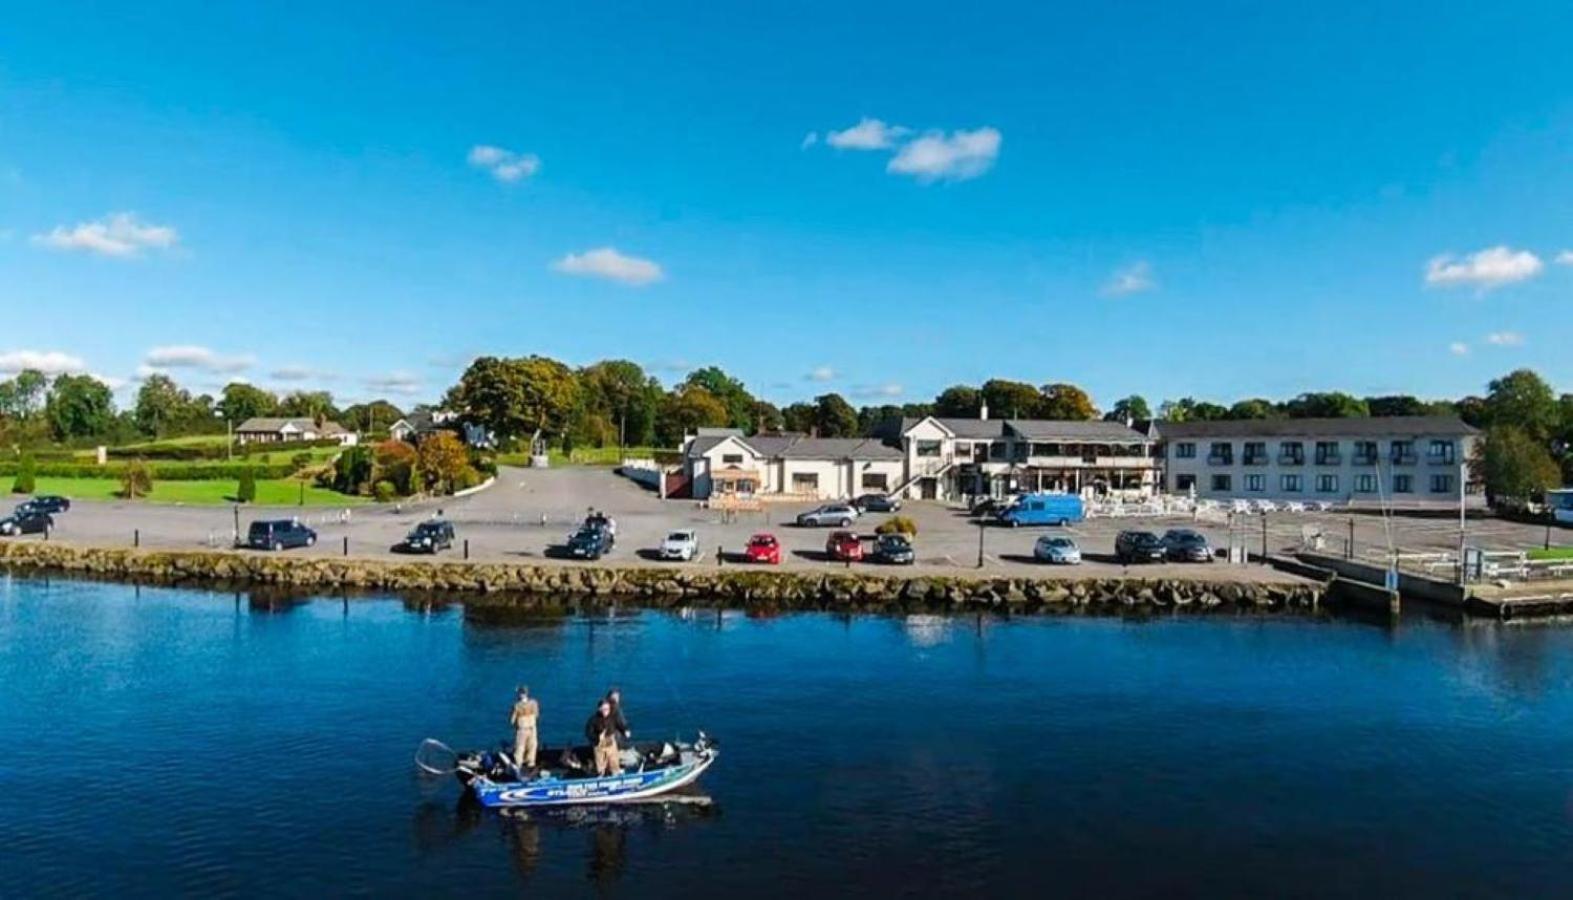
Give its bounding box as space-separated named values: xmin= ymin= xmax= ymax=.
xmin=0 ymin=462 xmax=298 ymax=481
xmin=105 ymin=437 xmax=346 ymax=461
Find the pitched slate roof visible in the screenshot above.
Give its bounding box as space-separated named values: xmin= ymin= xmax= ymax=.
xmin=900 ymin=416 xmax=1009 ymax=439
xmin=236 ymin=417 xmax=347 ymax=435
xmin=687 ymin=432 xmax=901 ymax=461
xmin=1004 ymin=419 xmax=1150 ymax=441
xmin=1152 ymin=415 xmax=1478 ymax=439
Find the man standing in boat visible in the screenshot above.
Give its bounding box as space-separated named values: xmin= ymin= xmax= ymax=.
xmin=510 ymin=686 xmax=539 ymax=771
xmin=585 ymin=699 xmax=622 ymax=776
xmin=605 ymin=688 xmax=632 ymax=748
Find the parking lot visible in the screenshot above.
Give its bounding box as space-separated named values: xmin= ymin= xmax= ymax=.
xmin=6 ymin=466 xmax=1566 ymax=582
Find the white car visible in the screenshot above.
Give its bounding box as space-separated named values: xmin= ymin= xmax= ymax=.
xmin=1034 ymin=535 xmax=1082 ymax=565
xmin=660 ymin=530 xmax=699 ymax=561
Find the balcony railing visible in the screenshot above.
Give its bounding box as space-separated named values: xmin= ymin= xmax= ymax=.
xmin=1207 ymin=455 xmax=1233 ymax=466
xmin=1277 ymin=454 xmax=1305 ymax=466
xmin=1391 ymin=452 xmax=1418 ymax=466
xmin=1427 ymin=453 xmax=1456 ymax=466
xmin=1314 ymin=453 xmax=1341 ymax=466
xmin=1243 ymin=455 xmax=1269 ymax=467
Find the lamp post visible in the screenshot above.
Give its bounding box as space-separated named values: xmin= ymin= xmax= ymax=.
xmin=1457 ymin=460 xmax=1467 ymax=587
xmin=216 ymin=408 xmax=233 ymax=461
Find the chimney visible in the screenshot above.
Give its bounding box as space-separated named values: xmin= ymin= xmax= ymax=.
xmin=979 ymin=402 xmax=989 ymax=420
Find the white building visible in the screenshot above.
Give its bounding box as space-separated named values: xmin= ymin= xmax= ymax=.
xmin=234 ymin=417 xmax=358 ymax=446
xmin=1154 ymin=416 xmax=1479 ymax=507
xmin=678 ymin=429 xmax=905 ymax=501
xmin=896 ymin=416 xmax=1158 ymax=502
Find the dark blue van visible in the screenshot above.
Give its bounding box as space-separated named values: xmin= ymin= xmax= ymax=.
xmin=996 ymin=493 xmax=1084 ymax=527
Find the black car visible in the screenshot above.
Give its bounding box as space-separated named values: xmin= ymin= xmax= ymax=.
xmin=401 ymin=520 xmax=456 ymax=554
xmin=246 ymin=519 xmax=318 ymax=551
xmin=1115 ymin=530 xmax=1166 ymax=564
xmin=870 ymin=533 xmax=916 ymax=565
xmin=0 ymin=509 xmax=53 ymax=537
xmin=566 ymin=525 xmax=615 ymax=560
xmin=19 ymin=495 xmax=70 ymax=515
xmin=1161 ymin=529 xmax=1214 ymax=563
xmin=854 ymin=493 xmax=902 ymax=513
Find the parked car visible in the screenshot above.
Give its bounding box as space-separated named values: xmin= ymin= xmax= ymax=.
xmin=797 ymin=504 xmax=858 ymax=528
xmin=853 ymin=493 xmax=901 ymax=513
xmin=825 ymin=530 xmax=864 ymax=562
xmin=744 ymin=533 xmax=781 ymax=565
xmin=566 ymin=525 xmax=615 ymax=560
xmin=246 ymin=519 xmax=317 ymax=551
xmin=18 ymin=495 xmax=70 ymax=515
xmin=997 ymin=492 xmax=1084 ymax=528
xmin=400 ymin=520 xmax=456 ymax=554
xmin=1161 ymin=529 xmax=1214 ymax=563
xmin=0 ymin=509 xmax=53 ymax=537
xmin=870 ymin=533 xmax=916 ymax=565
xmin=968 ymin=497 xmax=1011 ymax=518
xmin=660 ymin=529 xmax=699 ymax=561
xmin=1114 ymin=530 xmax=1166 ymax=564
xmin=1033 ymin=535 xmax=1082 ymax=565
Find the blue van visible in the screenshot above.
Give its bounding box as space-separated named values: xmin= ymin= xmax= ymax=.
xmin=996 ymin=492 xmax=1084 ymax=527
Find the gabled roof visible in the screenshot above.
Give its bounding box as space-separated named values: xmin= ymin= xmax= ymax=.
xmin=687 ymin=432 xmax=902 ymax=461
xmin=1004 ymin=419 xmax=1150 ymax=441
xmin=236 ymin=417 xmax=347 ymax=435
xmin=900 ymin=416 xmax=1009 ymax=439
xmin=1152 ymin=415 xmax=1479 ymax=439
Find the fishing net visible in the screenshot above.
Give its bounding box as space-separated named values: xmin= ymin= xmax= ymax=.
xmin=414 ymin=738 xmax=459 ymax=776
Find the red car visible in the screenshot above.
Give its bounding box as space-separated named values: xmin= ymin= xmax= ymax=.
xmin=744 ymin=533 xmax=782 ymax=565
xmin=826 ymin=530 xmax=864 ymax=562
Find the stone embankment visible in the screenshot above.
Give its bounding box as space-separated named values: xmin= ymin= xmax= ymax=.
xmin=0 ymin=541 xmax=1322 ymax=613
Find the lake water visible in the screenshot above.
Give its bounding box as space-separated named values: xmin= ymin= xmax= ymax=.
xmin=2 ymin=576 xmax=1572 ymax=897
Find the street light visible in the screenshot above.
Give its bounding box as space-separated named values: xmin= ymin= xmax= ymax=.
xmin=215 ymin=408 xmax=233 ymax=461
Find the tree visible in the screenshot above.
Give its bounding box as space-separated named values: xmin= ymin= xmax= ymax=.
xmin=683 ymin=367 xmax=758 ymax=433
xmin=1365 ymin=395 xmax=1427 ymax=417
xmin=342 ymin=400 xmax=405 ymax=433
xmin=11 ymin=453 xmax=36 ymax=495
xmin=446 ymin=355 xmax=581 ymax=442
xmin=46 ymin=374 xmax=115 ymax=440
xmin=417 ymin=431 xmax=476 ymax=495
xmin=1225 ymin=398 xmax=1278 ymax=420
xmin=332 ymin=445 xmax=375 ymax=494
xmin=119 ymin=459 xmax=153 ymax=499
xmin=134 ymin=374 xmax=192 ymax=437
xmin=933 ymin=385 xmax=981 ymax=418
xmin=781 ymin=402 xmax=816 ymax=434
xmin=278 ymin=390 xmax=339 ymax=421
xmin=980 ymin=379 xmax=1042 ymax=419
xmin=372 ymin=439 xmax=419 ymax=495
xmin=0 ymin=369 xmax=48 ymax=420
xmin=1104 ymin=395 xmax=1152 ymax=423
xmin=1484 ymin=369 xmax=1558 ymax=443
xmin=1282 ymin=392 xmax=1368 ymax=419
xmin=1479 ymin=426 xmax=1560 ymax=506
xmin=654 ymin=384 xmax=729 ymax=446
xmin=581 ymin=360 xmax=660 ymax=446
xmin=219 ymin=382 xmax=279 ymax=423
xmin=236 ymin=467 xmax=257 ymax=503
xmin=752 ymin=400 xmax=784 ymax=434
xmin=812 ymin=393 xmax=859 ymax=437
xmin=1037 ymin=383 xmax=1096 ymax=420
xmin=1455 ymin=395 xmax=1489 ymax=429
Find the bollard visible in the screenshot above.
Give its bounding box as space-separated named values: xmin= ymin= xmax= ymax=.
xmin=343 ymin=536 xmax=349 ymax=556
xmin=1347 ymin=519 xmax=1354 ymax=560
xmin=464 ymin=539 xmax=470 ymax=560
xmin=717 ymin=545 xmax=724 ymax=566
xmin=134 ymin=528 xmax=140 ymax=548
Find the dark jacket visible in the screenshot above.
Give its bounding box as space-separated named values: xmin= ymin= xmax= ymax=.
xmin=585 ymin=710 xmax=617 ymax=746
xmin=607 ymin=700 xmax=630 ymax=737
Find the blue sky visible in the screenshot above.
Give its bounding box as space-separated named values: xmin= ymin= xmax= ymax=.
xmin=3 ymin=0 xmax=1572 ymax=410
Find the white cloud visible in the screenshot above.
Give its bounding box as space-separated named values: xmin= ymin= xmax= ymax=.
xmin=1557 ymin=250 xmax=1573 ymax=265
xmin=1485 ymin=331 xmax=1525 ymax=347
xmin=852 ymin=383 xmax=904 ymax=399
xmin=91 ymin=373 xmax=128 ymax=391
xmin=143 ymin=345 xmax=253 ymax=374
xmin=1102 ymin=261 xmax=1156 ymax=297
xmin=826 ymin=118 xmax=909 ymax=151
xmin=363 ymin=372 xmax=422 ymax=396
xmin=1448 ymin=342 xmax=1470 ymax=356
xmin=800 ymin=132 xmax=819 ymax=149
xmin=805 ymin=365 xmax=836 ymax=382
xmin=467 ymin=144 xmax=541 ymax=183
xmin=551 ymin=247 xmax=665 ymax=286
xmin=1424 ymin=246 xmax=1544 ymax=290
xmin=270 ymin=365 xmax=338 ymax=382
xmin=0 ymin=349 xmax=88 ymax=375
xmin=886 ymin=127 xmax=1001 ymax=182
xmin=32 ymin=212 xmax=178 ymax=258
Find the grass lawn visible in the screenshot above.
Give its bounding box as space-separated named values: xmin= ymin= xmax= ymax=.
xmin=1527 ymin=547 xmax=1573 ymax=562
xmin=498 ymin=446 xmax=666 ymax=467
xmin=21 ymin=477 xmax=370 ymax=507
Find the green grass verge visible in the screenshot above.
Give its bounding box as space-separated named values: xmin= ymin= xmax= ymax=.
xmin=497 ymin=446 xmax=665 ymax=467
xmin=1527 ymin=547 xmax=1573 ymax=562
xmin=18 ymin=477 xmax=370 ymax=507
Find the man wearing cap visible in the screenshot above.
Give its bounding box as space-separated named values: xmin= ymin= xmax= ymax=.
xmin=510 ymin=686 xmax=540 ymax=770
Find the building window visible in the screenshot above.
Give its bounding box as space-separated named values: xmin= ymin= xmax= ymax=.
xmin=1316 ymin=474 xmax=1339 ymax=493
xmin=1390 ymin=440 xmax=1417 ymax=465
xmin=1245 ymin=474 xmax=1265 ymax=492
xmin=1175 ymin=442 xmax=1196 ymax=459
xmin=1430 ymin=474 xmax=1453 ymax=494
xmin=1353 ymin=441 xmax=1378 ymax=466
xmin=1243 ymin=442 xmax=1268 ymax=465
xmin=915 ymin=440 xmax=942 ymax=457
xmin=791 ymin=473 xmax=819 ymax=491
xmin=861 ymin=472 xmax=888 ymax=491
xmin=1428 ymin=440 xmax=1455 ymax=464
xmin=1207 ymin=442 xmax=1233 ymax=465
xmin=721 ymin=453 xmax=744 ymax=465
xmin=1393 ymin=474 xmax=1413 ymax=494
xmin=1278 ymin=442 xmax=1305 ymax=465
xmin=1315 ymin=441 xmax=1341 ymax=465
xmin=1211 ymin=474 xmax=1232 ymax=492
xmin=1355 ymin=474 xmax=1377 ymax=493
xmin=990 ymin=442 xmax=1010 ymax=462
xmin=1281 ymin=474 xmax=1303 ymax=492
xmin=1175 ymin=474 xmax=1196 ymax=491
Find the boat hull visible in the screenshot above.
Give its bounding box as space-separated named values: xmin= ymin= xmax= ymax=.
xmin=468 ymin=752 xmax=717 ymax=808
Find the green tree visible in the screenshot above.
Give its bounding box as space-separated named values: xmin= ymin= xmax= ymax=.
xmin=11 ymin=453 xmax=36 ymax=494
xmin=1104 ymin=395 xmax=1152 ymax=423
xmin=119 ymin=459 xmax=153 ymax=499
xmin=1484 ymin=369 xmax=1558 ymax=443
xmin=1365 ymin=395 xmax=1427 ymax=417
xmin=1226 ymin=398 xmax=1278 ymax=420
xmin=0 ymin=369 xmax=49 ymax=420
xmin=446 ymin=355 xmax=581 ymax=442
xmin=332 ymin=445 xmax=375 ymax=494
xmin=417 ymin=431 xmax=478 ymax=495
xmin=133 ymin=373 xmax=192 ymax=437
xmin=1479 ymin=426 xmax=1561 ymax=506
xmin=932 ymin=385 xmax=981 ymax=417
xmin=46 ymin=374 xmax=115 ymax=440
xmin=581 ymin=360 xmax=659 ymax=446
xmin=342 ymin=400 xmax=405 ymax=433
xmin=683 ymin=366 xmax=757 ymax=432
xmin=812 ymin=393 xmax=859 ymax=437
xmin=278 ymin=390 xmax=339 ymax=421
xmin=1037 ymin=383 xmax=1097 ymax=420
xmin=654 ymin=384 xmax=729 ymax=446
xmin=980 ymin=379 xmax=1042 ymax=419
xmin=1283 ymin=392 xmax=1368 ymax=419
xmin=781 ymin=402 xmax=816 ymax=434
xmin=752 ymin=400 xmax=784 ymax=434
xmin=219 ymin=382 xmax=279 ymax=423
xmin=236 ymin=467 xmax=257 ymax=503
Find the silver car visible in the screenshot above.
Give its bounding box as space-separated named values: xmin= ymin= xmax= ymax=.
xmin=796 ymin=504 xmax=859 ymax=528
xmin=1033 ymin=535 xmax=1081 ymax=565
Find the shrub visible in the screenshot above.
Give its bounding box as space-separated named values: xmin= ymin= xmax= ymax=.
xmin=0 ymin=461 xmax=296 ymax=481
xmin=119 ymin=459 xmax=153 ymax=499
xmin=237 ymin=467 xmax=257 ymax=503
xmin=332 ymin=445 xmax=374 ymax=494
xmin=372 ymin=480 xmax=397 ymax=503
xmin=290 ymin=452 xmax=314 ymax=469
xmin=11 ymin=453 xmax=36 ymax=495
xmin=875 ymin=515 xmax=918 ymax=536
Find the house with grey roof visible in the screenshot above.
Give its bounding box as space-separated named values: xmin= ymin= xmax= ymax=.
xmin=677 ymin=430 xmax=905 ymax=501
xmin=234 ymin=417 xmax=357 ymax=447
xmin=897 ymin=411 xmax=1157 ymax=501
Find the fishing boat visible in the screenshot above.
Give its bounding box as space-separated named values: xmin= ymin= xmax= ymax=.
xmin=418 ymin=733 xmax=718 ymax=809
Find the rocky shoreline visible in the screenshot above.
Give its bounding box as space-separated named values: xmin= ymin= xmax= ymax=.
xmin=0 ymin=540 xmax=1325 ymax=614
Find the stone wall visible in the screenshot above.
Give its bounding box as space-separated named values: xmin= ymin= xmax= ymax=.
xmin=0 ymin=541 xmax=1321 ymax=614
